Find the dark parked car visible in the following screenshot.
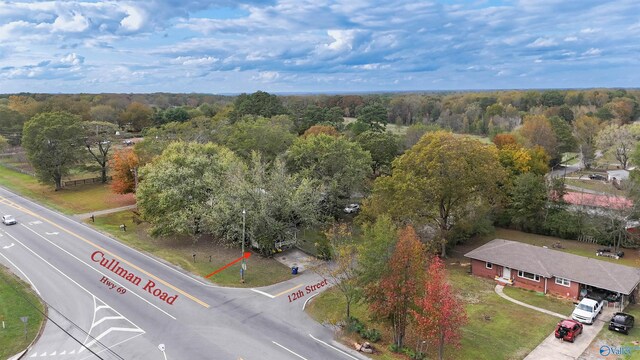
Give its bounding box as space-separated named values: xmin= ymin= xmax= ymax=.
xmin=588 ymin=174 xmax=606 ymax=180
xmin=608 ymin=312 xmax=635 ymax=335
xmin=555 ymin=319 xmax=583 ymax=342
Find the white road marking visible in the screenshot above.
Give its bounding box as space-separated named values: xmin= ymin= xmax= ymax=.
xmin=95 ymin=305 xmax=110 ymax=312
xmin=60 ymin=350 xmax=66 ymax=355
xmin=45 ymin=232 xmax=59 ymax=235
xmin=0 ymin=246 xmax=41 ymax=295
xmin=28 ymin=221 xmax=42 ymax=225
xmin=78 ymin=332 xmax=145 ymax=360
xmin=272 ymin=341 xmax=309 ymax=360
xmin=91 ymin=315 xmax=125 ymax=328
xmin=302 ymin=293 xmax=319 ymax=310
xmin=69 ymin=350 xmax=75 ymax=354
xmin=308 ymin=334 xmax=359 ymax=360
xmin=19 ymin=224 xmax=176 ymax=320
xmin=2 ymin=242 xmax=14 ymax=249
xmin=80 ymin=327 xmax=144 ymax=352
xmin=50 ymin=351 xmax=56 ymax=356
xmin=251 ymin=289 xmax=276 ymax=298
xmin=29 ymin=353 xmax=36 ymax=358
xmin=39 ymin=352 xmax=46 ymax=357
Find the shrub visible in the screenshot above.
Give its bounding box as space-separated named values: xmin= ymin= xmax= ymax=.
xmin=362 ymin=328 xmax=381 ymax=342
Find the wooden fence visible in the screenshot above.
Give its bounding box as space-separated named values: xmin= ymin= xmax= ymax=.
xmin=63 ymin=176 xmax=112 ymax=188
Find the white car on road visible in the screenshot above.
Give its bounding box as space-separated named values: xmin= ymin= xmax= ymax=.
xmin=571 ymin=297 xmax=603 ymax=325
xmin=2 ymin=215 xmax=17 ymax=225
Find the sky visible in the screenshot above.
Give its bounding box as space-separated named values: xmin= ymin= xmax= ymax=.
xmin=0 ymin=0 xmax=639 ymax=94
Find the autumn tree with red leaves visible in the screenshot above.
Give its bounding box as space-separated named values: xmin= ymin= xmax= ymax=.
xmin=111 ymin=148 xmax=139 ymax=194
xmin=367 ymin=225 xmax=426 ymax=349
xmin=412 ymin=256 xmax=467 ymax=360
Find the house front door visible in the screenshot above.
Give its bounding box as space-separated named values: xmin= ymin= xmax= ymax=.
xmin=503 ymin=267 xmax=511 ymax=279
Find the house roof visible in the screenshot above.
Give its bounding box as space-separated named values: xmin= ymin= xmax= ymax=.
xmin=563 ymin=191 xmax=633 ymax=210
xmin=465 ymin=239 xmax=640 ymax=295
xmin=607 ymin=170 xmax=629 ymax=175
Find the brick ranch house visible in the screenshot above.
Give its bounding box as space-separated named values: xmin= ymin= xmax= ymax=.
xmin=465 ymin=239 xmax=640 ymax=304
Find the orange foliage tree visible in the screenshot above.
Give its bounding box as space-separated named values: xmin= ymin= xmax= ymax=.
xmin=492 ymin=133 xmax=518 ymax=149
xmin=367 ymin=225 xmax=426 ymax=349
xmin=302 ymin=125 xmax=340 ymax=138
xmin=412 ymin=256 xmax=467 ymax=360
xmin=111 ymin=148 xmax=139 ymax=194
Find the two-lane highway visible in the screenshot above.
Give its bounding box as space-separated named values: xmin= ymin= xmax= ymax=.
xmin=0 ymin=186 xmax=365 ymax=360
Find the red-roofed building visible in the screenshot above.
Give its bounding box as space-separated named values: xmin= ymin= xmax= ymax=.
xmin=563 ymin=191 xmax=633 ymax=210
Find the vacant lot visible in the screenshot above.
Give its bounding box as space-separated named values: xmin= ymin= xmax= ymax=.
xmin=90 ymin=210 xmax=293 ymax=287
xmin=0 ymin=266 xmax=45 ymax=359
xmin=0 ymin=165 xmax=135 ymax=214
xmin=565 ymin=178 xmax=626 ymax=196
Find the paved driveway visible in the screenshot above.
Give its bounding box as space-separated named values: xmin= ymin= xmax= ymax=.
xmin=524 ymin=307 xmax=615 ymax=360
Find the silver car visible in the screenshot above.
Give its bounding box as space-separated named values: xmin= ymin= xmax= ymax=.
xmin=2 ymin=215 xmax=17 ymax=225
xmin=344 ymin=204 xmax=360 ymax=214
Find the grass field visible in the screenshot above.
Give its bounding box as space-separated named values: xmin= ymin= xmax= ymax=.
xmin=90 ymin=210 xmax=293 ymax=287
xmin=582 ymin=304 xmax=640 ymax=360
xmin=0 ymin=266 xmax=45 ymax=359
xmin=0 ymin=165 xmax=135 ymax=214
xmin=565 ymin=178 xmax=626 ymax=196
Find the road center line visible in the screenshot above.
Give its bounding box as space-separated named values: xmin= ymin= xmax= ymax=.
xmin=308 ymin=334 xmax=359 ymax=360
xmin=272 ymin=341 xmax=309 ymax=360
xmin=0 ymin=195 xmax=209 ymax=308
xmin=18 ymin=224 xmax=176 ymax=320
xmin=273 ymin=284 xmax=302 ymax=298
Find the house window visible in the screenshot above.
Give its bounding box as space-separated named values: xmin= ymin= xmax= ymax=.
xmin=486 ymin=262 xmax=493 ymax=269
xmin=517 ymin=270 xmax=540 ymax=282
xmin=555 ymin=277 xmax=571 ymax=287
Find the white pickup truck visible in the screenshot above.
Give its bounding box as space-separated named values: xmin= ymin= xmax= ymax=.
xmin=571 ymin=297 xmax=604 ymax=325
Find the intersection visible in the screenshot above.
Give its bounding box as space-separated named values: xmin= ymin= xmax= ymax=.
xmin=0 ymin=186 xmax=364 ymax=360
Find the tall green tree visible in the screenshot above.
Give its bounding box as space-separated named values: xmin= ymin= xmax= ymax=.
xmin=120 ymin=102 xmax=152 ymax=131
xmin=22 ymin=112 xmax=85 ymax=190
xmin=82 ymin=121 xmax=118 ymax=183
xmin=137 ymin=142 xmax=244 ymax=237
xmin=357 ymin=215 xmax=397 ymax=288
xmin=286 ymin=134 xmax=371 ymax=216
xmin=574 ymin=115 xmax=602 ymax=169
xmin=231 ymin=91 xmax=288 ymax=122
xmin=365 ymin=131 xmax=505 ymax=257
xmin=0 ymin=106 xmax=25 ymax=145
xmin=549 ymin=116 xmax=577 ymax=155
xmin=356 ymin=103 xmax=388 ymax=132
xmin=508 ymin=173 xmax=548 ymax=232
xmin=217 ymin=115 xmax=295 ymax=161
xmin=355 ymin=131 xmax=401 ymax=175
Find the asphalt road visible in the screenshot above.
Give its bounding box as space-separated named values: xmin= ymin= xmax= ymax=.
xmin=0 ymin=186 xmax=367 ymax=360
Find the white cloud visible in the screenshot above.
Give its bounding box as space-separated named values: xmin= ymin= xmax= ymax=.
xmin=252 ymin=71 xmax=280 ymax=81
xmin=51 ymin=12 xmax=89 ymax=33
xmin=526 ymin=37 xmax=557 ymax=48
xmin=582 ymin=48 xmax=602 ymax=56
xmin=60 ymin=53 xmax=84 ymax=66
xmin=564 ymin=36 xmax=578 ymax=42
xmin=326 ymin=29 xmax=359 ymax=51
xmin=120 ymin=5 xmax=146 ymax=32
xmin=580 ymin=27 xmax=600 ymax=34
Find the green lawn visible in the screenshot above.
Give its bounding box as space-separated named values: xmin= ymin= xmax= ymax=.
xmin=582 ymin=304 xmax=640 ymax=360
xmin=307 ymin=262 xmax=561 ymax=360
xmin=565 ymin=178 xmax=626 ymax=196
xmin=502 ymin=286 xmax=576 ymax=316
xmin=90 ymin=211 xmax=293 ymax=287
xmin=0 ymin=165 xmax=135 ymax=214
xmin=0 ymin=266 xmax=45 ymax=359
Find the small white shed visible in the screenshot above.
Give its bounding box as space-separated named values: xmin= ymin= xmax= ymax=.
xmin=607 ymin=169 xmax=629 ymax=181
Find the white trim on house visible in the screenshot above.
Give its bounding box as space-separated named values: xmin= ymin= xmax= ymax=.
xmin=555 ymin=277 xmax=571 ymax=287
xmin=486 ymin=262 xmax=493 ymax=269
xmin=518 ymin=270 xmax=540 ymax=282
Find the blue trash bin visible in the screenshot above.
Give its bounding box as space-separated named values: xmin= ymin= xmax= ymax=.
xmin=291 ymin=266 xmax=299 ymax=275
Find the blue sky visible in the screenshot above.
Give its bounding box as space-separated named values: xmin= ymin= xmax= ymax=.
xmin=0 ymin=0 xmax=639 ymax=93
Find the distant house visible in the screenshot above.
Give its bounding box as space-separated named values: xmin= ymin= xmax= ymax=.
xmin=607 ymin=169 xmax=629 ymax=182
xmin=465 ymin=239 xmax=640 ymax=305
xmin=563 ymin=191 xmax=632 ymax=210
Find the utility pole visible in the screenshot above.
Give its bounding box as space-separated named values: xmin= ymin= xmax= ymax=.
xmin=241 ymin=209 xmax=246 ymax=283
